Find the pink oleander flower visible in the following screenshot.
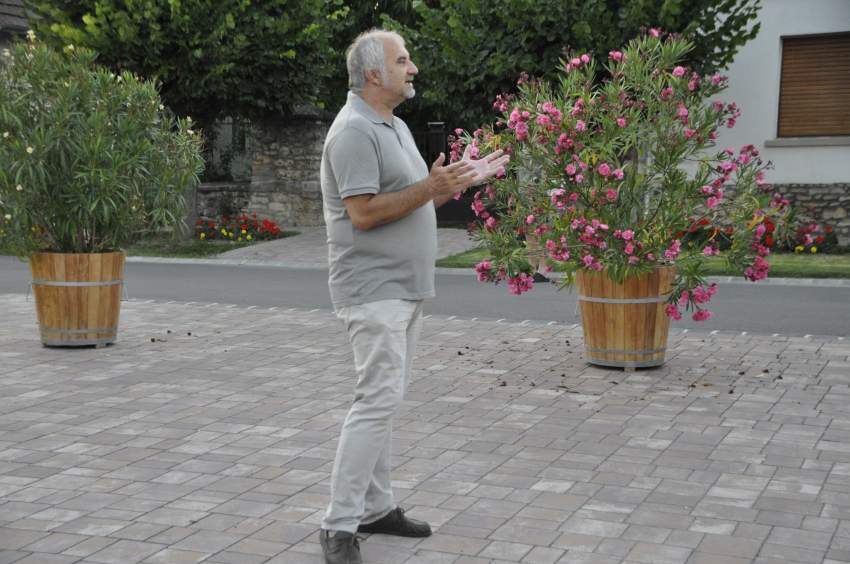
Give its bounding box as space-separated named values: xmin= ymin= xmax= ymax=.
xmin=756 ymin=224 xmax=766 ymax=237
xmin=571 ymin=57 xmax=581 ymax=66
xmin=692 ymin=310 xmax=712 ymax=322
xmin=706 ymin=197 xmax=719 ymax=210
xmin=666 ymin=304 xmax=682 ymax=321
xmin=485 ymin=217 xmax=497 ymax=228
xmin=575 ymin=120 xmax=586 ymax=132
xmin=537 ymin=114 xmax=550 ymax=126
xmin=581 ymin=54 xmax=590 ymax=63
xmin=713 ymin=101 xmax=723 ymax=112
xmin=526 ymin=215 xmax=535 ymax=224
xmin=550 ymin=109 xmax=563 ymax=121
xmin=692 ymin=287 xmax=711 ymax=304
xmin=688 ymin=81 xmax=695 ymax=91
xmin=678 ymin=107 xmax=689 ymax=119
xmin=617 ymin=118 xmax=626 ymax=127
xmin=598 ymin=163 xmax=611 ymax=176
xmin=522 ymin=111 xmax=530 ymax=119
xmin=455 ymin=128 xmax=464 ymax=135
xmin=472 ymin=200 xmax=486 ymax=216
xmin=707 ymin=285 xmax=718 ymax=296
xmin=566 ymin=164 xmax=576 ymax=175
xmin=515 ymin=121 xmax=528 ymax=139
xmin=625 ymin=242 xmax=634 ymax=255
xmin=685 ymin=129 xmax=694 ymax=138
xmin=679 ymin=291 xmax=689 ymax=306
xmin=673 ymin=66 xmax=686 ymax=77
xmin=582 ymin=255 xmax=594 ymax=266
xmin=613 ymin=169 xmax=624 ymax=179
xmin=508 ymin=273 xmax=534 ymax=295
xmin=571 ymin=219 xmax=580 ymax=229
xmin=475 ymin=259 xmax=492 ymax=281
xmin=621 ymin=230 xmax=634 ymax=240
xmin=542 ymin=102 xmax=554 ymax=112
xmin=804 ymin=234 xmax=813 ymax=245
xmin=650 ymin=28 xmax=659 ymax=37
xmin=664 ymin=240 xmax=681 ymax=259
xmin=703 ymin=246 xmax=713 ymax=257
xmin=575 ymin=174 xmax=584 ymax=183
xmin=606 ymin=188 xmax=617 ymax=200
xmin=712 ymin=75 xmax=721 ymax=84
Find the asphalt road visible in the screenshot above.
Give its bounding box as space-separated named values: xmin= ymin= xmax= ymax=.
xmin=2 ymin=256 xmax=848 ymax=336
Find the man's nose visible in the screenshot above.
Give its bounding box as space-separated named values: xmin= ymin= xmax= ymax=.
xmin=409 ymin=62 xmax=418 ymax=75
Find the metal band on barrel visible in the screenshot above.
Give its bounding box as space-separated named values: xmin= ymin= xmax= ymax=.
xmin=41 ymin=336 xmax=116 ymax=346
xmin=39 ymin=326 xmax=118 ymax=335
xmin=578 ymin=295 xmax=668 ymax=304
xmin=31 ymin=279 xmax=123 ymax=287
xmin=585 ymin=346 xmax=666 ymax=355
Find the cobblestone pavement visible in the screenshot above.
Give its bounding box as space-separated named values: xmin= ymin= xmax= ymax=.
xmin=215 ymin=226 xmax=478 ymax=263
xmin=2 ymin=293 xmax=850 ymax=564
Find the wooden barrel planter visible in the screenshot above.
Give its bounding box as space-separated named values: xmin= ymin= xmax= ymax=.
xmin=29 ymin=252 xmax=125 ymax=347
xmin=575 ymin=265 xmax=676 ymax=370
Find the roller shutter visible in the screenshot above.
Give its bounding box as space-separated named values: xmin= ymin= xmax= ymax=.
xmin=777 ymin=32 xmax=850 ymax=137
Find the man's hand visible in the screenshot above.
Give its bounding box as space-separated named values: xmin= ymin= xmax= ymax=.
xmin=424 ymin=152 xmax=476 ymax=199
xmin=461 ymin=145 xmax=511 ymax=185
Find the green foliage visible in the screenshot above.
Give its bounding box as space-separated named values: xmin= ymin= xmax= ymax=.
xmin=0 ymin=36 xmax=203 ymax=255
xmin=384 ymin=0 xmax=761 ymax=130
xmin=23 ymin=0 xmax=349 ymax=129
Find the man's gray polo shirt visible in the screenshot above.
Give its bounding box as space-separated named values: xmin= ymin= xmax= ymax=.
xmin=320 ymin=92 xmax=436 ymax=307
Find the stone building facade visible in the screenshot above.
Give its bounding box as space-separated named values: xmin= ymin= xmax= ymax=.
xmin=776 ymin=183 xmax=850 ymax=244
xmin=196 ymin=106 xmax=335 ymax=227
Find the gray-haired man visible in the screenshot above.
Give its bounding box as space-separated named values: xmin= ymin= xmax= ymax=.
xmin=319 ymin=29 xmax=509 ymax=564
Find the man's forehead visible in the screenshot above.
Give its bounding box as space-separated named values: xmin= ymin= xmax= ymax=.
xmin=381 ymin=36 xmax=409 ymax=60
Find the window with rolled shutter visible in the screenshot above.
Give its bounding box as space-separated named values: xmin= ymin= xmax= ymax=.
xmin=777 ymin=32 xmax=850 ymax=137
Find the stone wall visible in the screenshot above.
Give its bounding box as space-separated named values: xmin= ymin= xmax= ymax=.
xmin=195 ymin=106 xmax=335 ymax=227
xmin=775 ymin=183 xmax=850 ymax=245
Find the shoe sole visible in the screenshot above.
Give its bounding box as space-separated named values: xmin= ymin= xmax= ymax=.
xmin=356 ymin=528 xmax=432 ymax=538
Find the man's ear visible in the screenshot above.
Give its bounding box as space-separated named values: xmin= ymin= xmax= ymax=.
xmin=365 ymin=69 xmax=382 ymax=87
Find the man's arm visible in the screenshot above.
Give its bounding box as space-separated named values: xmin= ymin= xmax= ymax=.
xmin=345 ymin=147 xmax=511 ymax=230
xmin=344 ymin=153 xmax=474 ymax=231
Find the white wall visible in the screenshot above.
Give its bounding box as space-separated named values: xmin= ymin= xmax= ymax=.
xmin=714 ymin=0 xmax=850 ymax=184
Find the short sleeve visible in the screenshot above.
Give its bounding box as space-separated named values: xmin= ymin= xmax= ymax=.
xmin=327 ymin=128 xmax=381 ymax=199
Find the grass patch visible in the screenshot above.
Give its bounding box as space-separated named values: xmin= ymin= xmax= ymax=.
xmin=126 ymin=231 xmax=299 ymax=259
xmin=436 ymin=246 xmax=850 ymax=278
xmin=436 ymin=247 xmax=489 ymax=268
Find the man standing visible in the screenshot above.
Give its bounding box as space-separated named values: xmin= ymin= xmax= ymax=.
xmin=319 ymin=29 xmax=509 ymax=564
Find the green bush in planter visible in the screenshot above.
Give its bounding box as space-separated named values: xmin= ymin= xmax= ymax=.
xmin=0 ymin=33 xmax=204 ymax=257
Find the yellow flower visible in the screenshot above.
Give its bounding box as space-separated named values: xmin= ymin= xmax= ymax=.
xmin=159 ymin=104 xmax=164 ymax=110
xmin=811 ymin=247 xmax=817 ymax=253
xmin=238 ymin=237 xmax=242 ymax=242
xmin=67 ymin=44 xmax=75 ymax=52
xmin=116 ymin=76 xmax=122 ymax=82
xmin=247 ymin=235 xmax=252 ymax=241
xmin=229 ymin=232 xmax=233 ymax=238
xmin=187 ymin=116 xmax=192 ymax=122
xmin=2 ymin=132 xmax=8 ymax=138
xmin=16 ymin=185 xmax=22 ymax=191
xmin=26 ymin=146 xmax=33 ymax=154
xmin=221 ymin=229 xmax=226 ymax=234
xmin=3 ymin=50 xmax=10 ymax=58
xmin=4 ymin=214 xmax=10 ymax=220
xmin=200 ymin=233 xmax=205 ymax=239
xmin=795 ymin=245 xmax=804 ymax=253
xmin=241 ymin=229 xmax=246 ymax=234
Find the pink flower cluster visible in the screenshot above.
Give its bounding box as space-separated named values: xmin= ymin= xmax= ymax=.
xmin=566 ymin=53 xmax=591 ymax=72
xmin=608 ymin=51 xmax=626 ymax=62
xmin=744 ymin=256 xmax=770 ymax=281
xmin=475 ymin=259 xmax=492 ymax=282
xmin=508 ymin=272 xmax=534 ymax=295
xmin=666 ymin=284 xmax=718 ymax=321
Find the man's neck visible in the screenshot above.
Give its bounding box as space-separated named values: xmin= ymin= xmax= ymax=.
xmin=356 ymin=89 xmax=397 ymax=123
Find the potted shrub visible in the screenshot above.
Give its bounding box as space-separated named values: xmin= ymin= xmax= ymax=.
xmin=0 ymin=33 xmax=203 ymax=347
xmin=465 ymin=31 xmax=809 ymax=370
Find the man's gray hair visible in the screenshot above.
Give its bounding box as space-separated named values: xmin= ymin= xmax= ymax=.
xmin=347 ymin=29 xmax=405 ymax=93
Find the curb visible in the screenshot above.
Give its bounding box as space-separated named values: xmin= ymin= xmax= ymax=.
xmin=125 ymin=256 xmax=850 ymax=287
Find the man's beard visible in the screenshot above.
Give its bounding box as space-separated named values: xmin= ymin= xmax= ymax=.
xmin=404 ymin=84 xmax=416 ymax=99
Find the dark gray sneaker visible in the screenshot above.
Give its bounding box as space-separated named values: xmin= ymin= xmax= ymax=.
xmin=320 ymin=530 xmax=362 ymax=564
xmin=357 ymin=507 xmax=432 ymax=537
